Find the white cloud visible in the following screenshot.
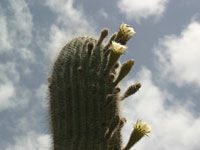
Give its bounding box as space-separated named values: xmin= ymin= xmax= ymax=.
xmin=155 ymin=21 xmax=200 ymax=87
xmin=121 ymin=67 xmax=200 ymax=150
xmin=0 ymin=81 xmax=29 ymax=112
xmin=0 ymin=0 xmax=35 ymax=110
xmin=46 ymin=0 xmax=89 ymax=26
xmin=45 ymin=25 xmax=70 ymax=60
xmin=117 ymin=0 xmax=169 ymax=21
xmin=42 ymin=0 xmax=97 ymax=60
xmin=99 ymin=8 xmax=108 ymax=19
xmin=0 ymin=15 xmax=12 ymax=51
xmin=0 ymin=62 xmax=29 ymax=111
xmin=0 ymin=82 xmax=16 ymax=111
xmin=8 ymin=0 xmax=33 ymax=47
xmin=0 ymin=0 xmax=35 ymax=61
xmin=5 ymin=132 xmax=51 ymax=150
xmin=35 ymin=83 xmax=48 ymax=108
xmin=0 ymin=0 xmax=35 ymax=111
xmin=0 ymin=62 xmax=17 ymax=111
xmin=0 ymin=62 xmax=20 ymax=83
xmin=19 ymin=48 xmax=35 ymax=62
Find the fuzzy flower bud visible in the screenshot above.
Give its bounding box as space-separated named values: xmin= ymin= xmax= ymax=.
xmin=115 ymin=23 xmax=136 ymax=45
xmin=134 ymin=120 xmax=152 ymax=135
xmin=119 ymin=23 xmax=136 ymax=37
xmin=104 ymin=41 xmax=127 ymax=73
xmin=110 ymin=41 xmax=127 ymax=54
xmin=122 ymin=120 xmax=151 ymax=150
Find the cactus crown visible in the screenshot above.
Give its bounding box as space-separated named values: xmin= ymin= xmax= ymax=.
xmin=48 ymin=23 xmax=150 ymax=150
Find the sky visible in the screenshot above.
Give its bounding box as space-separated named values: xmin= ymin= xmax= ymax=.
xmin=0 ymin=0 xmax=200 ymax=149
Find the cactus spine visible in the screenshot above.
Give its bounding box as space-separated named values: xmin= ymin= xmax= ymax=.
xmin=48 ymin=24 xmax=148 ymax=150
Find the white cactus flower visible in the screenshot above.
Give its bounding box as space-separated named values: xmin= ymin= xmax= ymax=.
xmin=134 ymin=120 xmax=152 ymax=135
xmin=110 ymin=41 xmax=127 ymax=54
xmin=122 ymin=120 xmax=151 ymax=150
xmin=120 ymin=23 xmax=136 ymax=36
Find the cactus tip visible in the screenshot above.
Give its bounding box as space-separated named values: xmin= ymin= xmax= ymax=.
xmin=87 ymin=42 xmax=94 ymax=56
xmin=97 ymin=28 xmax=109 ymax=46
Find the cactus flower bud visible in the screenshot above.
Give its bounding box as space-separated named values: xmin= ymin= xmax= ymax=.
xmin=123 ymin=120 xmax=151 ymax=150
xmin=110 ymin=41 xmax=127 ymax=54
xmin=115 ymin=23 xmax=136 ymax=45
xmin=134 ymin=120 xmax=152 ymax=135
xmin=119 ymin=23 xmax=136 ymax=37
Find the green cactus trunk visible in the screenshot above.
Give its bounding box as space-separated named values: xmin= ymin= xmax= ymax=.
xmin=48 ymin=26 xmax=141 ymax=150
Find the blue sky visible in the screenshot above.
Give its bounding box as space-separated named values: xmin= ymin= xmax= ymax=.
xmin=0 ymin=0 xmax=200 ymax=149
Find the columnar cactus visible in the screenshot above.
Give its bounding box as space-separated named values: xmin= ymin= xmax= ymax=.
xmin=48 ymin=23 xmax=151 ymax=150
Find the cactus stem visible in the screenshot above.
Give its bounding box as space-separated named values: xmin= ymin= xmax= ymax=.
xmin=110 ymin=61 xmax=121 ymax=77
xmin=48 ymin=77 xmax=52 ymax=83
xmin=80 ymin=39 xmax=89 ymax=59
xmin=113 ymin=59 xmax=134 ymax=87
xmin=106 ymin=42 xmax=126 ymax=73
xmin=87 ymin=42 xmax=94 ymax=56
xmin=90 ymin=29 xmax=108 ymax=69
xmin=104 ymin=33 xmax=117 ymax=51
xmin=105 ymin=94 xmax=115 ymax=106
xmin=104 ymin=116 xmax=120 ymax=139
xmin=114 ymin=61 xmax=120 ymax=69
xmin=48 ymin=24 xmax=148 ymax=150
xmin=112 ymin=87 xmax=121 ymax=94
xmin=119 ymin=117 xmax=126 ymax=128
xmin=97 ymin=28 xmax=109 ymax=46
xmin=109 ymin=73 xmax=116 ymax=82
xmin=98 ymin=49 xmax=111 ymax=75
xmin=104 ymin=50 xmax=124 ymax=75
xmin=115 ymin=33 xmax=131 ymax=45
xmin=121 ymin=82 xmax=141 ymax=100
xmin=77 ymin=66 xmax=83 ymax=72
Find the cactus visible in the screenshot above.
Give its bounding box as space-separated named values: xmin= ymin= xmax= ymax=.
xmin=48 ymin=23 xmax=151 ymax=150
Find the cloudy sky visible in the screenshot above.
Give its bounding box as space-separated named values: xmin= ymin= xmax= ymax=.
xmin=0 ymin=0 xmax=200 ymax=149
